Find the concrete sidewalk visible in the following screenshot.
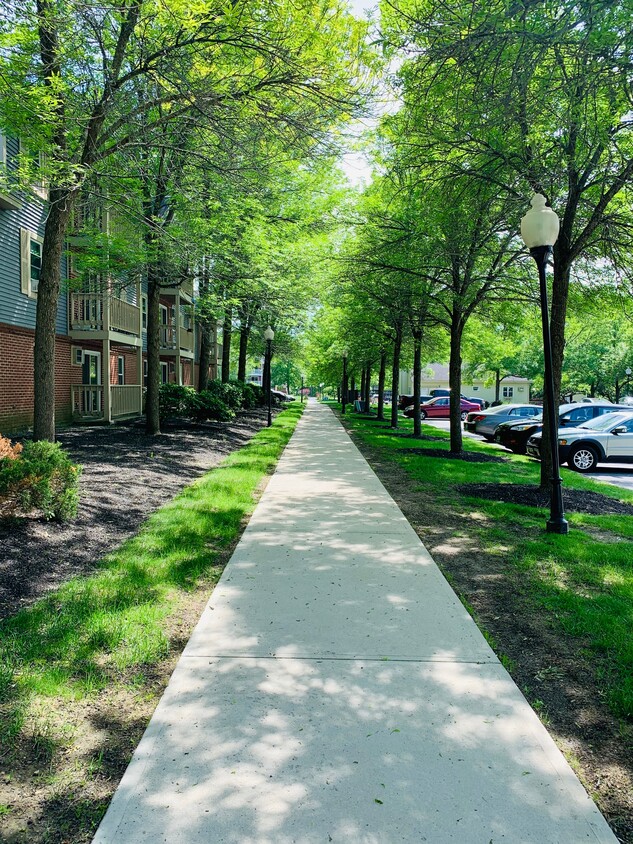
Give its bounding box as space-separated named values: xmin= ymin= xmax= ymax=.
xmin=93 ymin=400 xmax=616 ymax=843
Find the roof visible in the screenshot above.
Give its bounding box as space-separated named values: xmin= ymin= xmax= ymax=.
xmin=420 ymin=363 xmax=531 ymax=384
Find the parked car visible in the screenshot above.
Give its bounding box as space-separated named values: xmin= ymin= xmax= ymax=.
xmin=398 ymin=394 xmax=433 ymax=410
xmin=271 ymin=390 xmax=295 ymax=402
xmin=404 ymin=396 xmax=481 ymax=421
xmin=400 ymin=392 xmax=485 ymax=411
xmin=526 ymin=410 xmax=633 ymax=472
xmin=494 ymin=402 xmax=625 ymax=454
xmin=464 ymin=403 xmax=542 ymax=439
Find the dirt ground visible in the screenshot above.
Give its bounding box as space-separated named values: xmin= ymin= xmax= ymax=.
xmin=350 ymin=433 xmax=633 ymax=844
xmin=0 ymin=409 xmax=274 ymax=620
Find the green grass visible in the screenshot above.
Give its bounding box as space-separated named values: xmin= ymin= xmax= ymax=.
xmin=0 ymin=403 xmax=304 ymax=753
xmin=340 ymin=407 xmax=633 ymax=722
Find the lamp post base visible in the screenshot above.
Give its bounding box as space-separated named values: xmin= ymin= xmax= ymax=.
xmin=546 ymin=516 xmax=569 ymax=534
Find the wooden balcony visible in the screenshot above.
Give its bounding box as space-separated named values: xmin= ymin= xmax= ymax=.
xmin=160 ymin=324 xmax=194 ymax=354
xmin=69 ymin=293 xmax=140 ymax=337
xmin=71 ymin=384 xmax=143 ymax=421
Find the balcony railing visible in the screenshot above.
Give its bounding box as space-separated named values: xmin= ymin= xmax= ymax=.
xmin=72 ymin=384 xmax=143 ymax=420
xmin=72 ymin=385 xmax=103 ymax=417
xmin=111 ymin=385 xmax=143 ymax=417
xmin=70 ymin=294 xmax=140 ymax=335
xmin=160 ymin=324 xmax=194 ymax=352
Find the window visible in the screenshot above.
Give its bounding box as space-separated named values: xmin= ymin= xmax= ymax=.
xmin=117 ymin=356 xmax=125 ymax=385
xmin=160 ymin=361 xmax=168 ymax=384
xmin=141 ymin=295 xmax=148 ymax=330
xmin=20 ymin=228 xmax=44 ymax=298
xmin=71 ymin=346 xmax=83 ymax=366
xmin=160 ymin=304 xmax=168 ymax=325
xmin=502 ymin=386 xmax=514 ymax=398
xmin=0 ymin=133 xmax=5 ymax=167
xmin=143 ymin=359 xmax=148 ymax=387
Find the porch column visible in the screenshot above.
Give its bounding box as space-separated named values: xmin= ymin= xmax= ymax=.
xmin=175 ymin=289 xmax=182 ymax=385
xmin=102 ymin=338 xmax=112 ymax=422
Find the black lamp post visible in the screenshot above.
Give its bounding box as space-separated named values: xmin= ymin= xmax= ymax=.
xmin=342 ymin=349 xmax=348 ymax=415
xmin=520 ymin=195 xmax=568 ymax=534
xmin=301 ymin=375 xmax=305 ymax=404
xmin=264 ymin=325 xmax=274 ymax=427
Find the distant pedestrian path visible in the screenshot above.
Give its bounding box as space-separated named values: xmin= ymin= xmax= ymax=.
xmin=93 ymin=400 xmax=616 ymax=843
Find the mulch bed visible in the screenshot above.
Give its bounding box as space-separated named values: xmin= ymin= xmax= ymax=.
xmin=399 ymin=448 xmax=508 ymax=463
xmin=0 ymin=408 xmax=275 ymax=620
xmin=459 ymin=482 xmax=633 ymax=516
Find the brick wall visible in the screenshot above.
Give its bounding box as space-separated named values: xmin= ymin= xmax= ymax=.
xmin=0 ymin=323 xmax=81 ymax=433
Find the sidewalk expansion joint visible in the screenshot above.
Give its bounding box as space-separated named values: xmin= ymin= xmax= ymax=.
xmin=182 ymin=654 xmax=497 ymax=665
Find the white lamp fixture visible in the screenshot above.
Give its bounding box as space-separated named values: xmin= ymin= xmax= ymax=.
xmin=520 ymin=194 xmax=560 ymax=249
xmin=264 ymin=325 xmax=274 ymax=342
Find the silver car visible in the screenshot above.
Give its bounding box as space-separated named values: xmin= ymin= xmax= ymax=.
xmin=464 ymin=403 xmax=542 ymax=439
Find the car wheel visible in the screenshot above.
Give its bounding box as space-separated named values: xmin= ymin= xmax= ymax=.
xmin=511 ymin=446 xmax=527 ymax=455
xmin=568 ymin=445 xmax=598 ymax=473
xmin=420 ymin=410 xmax=427 ymax=419
xmin=482 ymin=434 xmax=495 ymax=442
xmin=460 ymin=411 xmax=468 ymax=421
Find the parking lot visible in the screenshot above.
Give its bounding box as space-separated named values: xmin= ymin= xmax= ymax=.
xmin=421 ymin=418 xmax=633 ymax=492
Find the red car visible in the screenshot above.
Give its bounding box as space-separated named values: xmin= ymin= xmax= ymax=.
xmin=404 ymin=396 xmax=481 ymax=421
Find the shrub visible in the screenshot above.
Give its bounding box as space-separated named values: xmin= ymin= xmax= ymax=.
xmin=158 ymin=383 xmax=234 ymax=423
xmin=158 ymin=383 xmax=195 ymax=420
xmin=190 ymin=392 xmax=235 ymax=423
xmin=205 ymin=380 xmax=244 ymax=410
xmin=239 ymin=382 xmax=264 ymax=408
xmin=0 ymin=439 xmax=81 ymax=521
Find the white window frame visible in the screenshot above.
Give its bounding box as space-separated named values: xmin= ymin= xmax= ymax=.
xmin=117 ymin=355 xmax=125 ymax=385
xmin=20 ymin=228 xmax=44 ymax=298
xmin=502 ymin=385 xmax=514 ymax=399
xmin=0 ymin=133 xmax=6 ymax=167
xmin=160 ymin=361 xmax=169 ymax=384
xmin=143 ymin=358 xmax=148 ymax=387
xmin=71 ymin=345 xmax=83 ymax=367
xmin=141 ymin=294 xmax=148 ymax=330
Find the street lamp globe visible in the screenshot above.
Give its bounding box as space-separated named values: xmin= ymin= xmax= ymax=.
xmin=626 ymin=368 xmax=632 ymax=377
xmin=520 ymin=194 xmax=560 ymax=249
xmin=264 ymin=325 xmax=275 ymax=342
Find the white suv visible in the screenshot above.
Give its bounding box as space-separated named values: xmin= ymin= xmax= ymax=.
xmin=526 ymin=410 xmax=633 ymax=472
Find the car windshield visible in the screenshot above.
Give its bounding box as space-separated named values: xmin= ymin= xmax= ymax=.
xmin=578 ymin=412 xmax=633 ymax=431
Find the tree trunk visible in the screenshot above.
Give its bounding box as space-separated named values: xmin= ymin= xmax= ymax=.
xmin=412 ymin=333 xmax=422 ymax=438
xmin=221 ymin=309 xmax=231 ymax=383
xmin=360 ymin=368 xmax=366 ymax=408
xmin=541 ymin=254 xmax=571 ymax=488
xmin=33 ymin=194 xmax=72 ymax=441
xmin=391 ymin=329 xmax=402 ymax=429
xmin=363 ymin=363 xmax=371 ymax=412
xmin=377 ymin=349 xmax=386 ymax=421
xmin=237 ymin=323 xmax=250 ymax=382
xmin=145 ymin=274 xmax=162 ymax=435
xmin=495 ymin=369 xmax=501 ymax=403
xmin=350 ymin=375 xmax=356 ymax=405
xmin=449 ymin=315 xmax=463 ymax=453
xmin=198 ymin=323 xmax=212 ymax=391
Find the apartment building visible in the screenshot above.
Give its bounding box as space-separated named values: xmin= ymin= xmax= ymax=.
xmin=0 ymin=132 xmax=220 ymax=434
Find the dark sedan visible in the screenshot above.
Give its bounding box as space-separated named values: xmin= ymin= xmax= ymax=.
xmin=494 ymin=401 xmax=627 ymax=454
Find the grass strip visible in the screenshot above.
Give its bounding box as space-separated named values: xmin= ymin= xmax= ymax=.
xmin=0 ymin=402 xmax=304 ymax=751
xmin=340 ymin=408 xmax=633 ymax=722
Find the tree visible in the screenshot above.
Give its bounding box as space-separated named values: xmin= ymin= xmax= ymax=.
xmin=0 ymin=0 xmax=369 ymax=439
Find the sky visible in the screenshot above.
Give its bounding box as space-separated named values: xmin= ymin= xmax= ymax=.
xmin=339 ymin=0 xmax=399 ymax=188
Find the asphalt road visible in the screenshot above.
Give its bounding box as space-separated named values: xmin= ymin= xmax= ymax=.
xmin=421 ymin=418 xmax=633 ymax=492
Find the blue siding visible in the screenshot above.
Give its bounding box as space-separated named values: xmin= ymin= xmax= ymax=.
xmin=0 ymin=135 xmax=68 ymax=335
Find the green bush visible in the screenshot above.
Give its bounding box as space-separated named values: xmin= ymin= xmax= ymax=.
xmin=158 ymin=384 xmax=194 ymax=420
xmin=0 ymin=440 xmax=81 ymax=521
xmin=190 ymin=391 xmax=235 ymax=422
xmin=159 ymin=383 xmax=234 ymax=423
xmin=239 ymin=382 xmax=265 ymax=408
